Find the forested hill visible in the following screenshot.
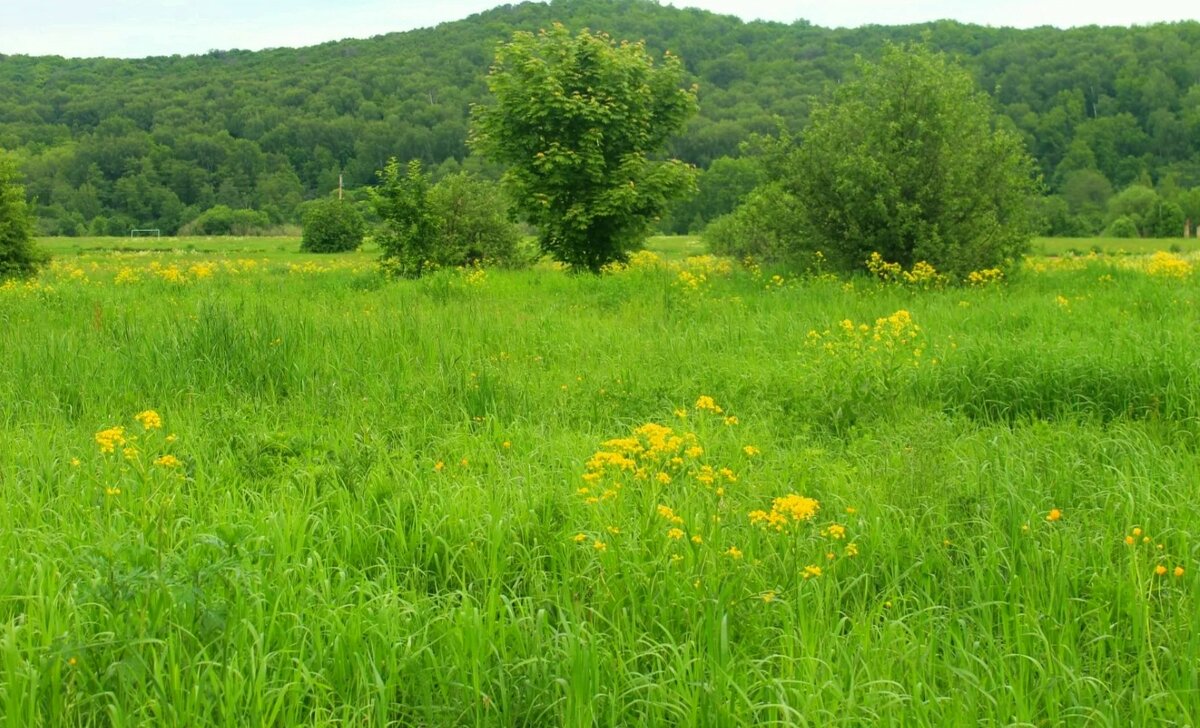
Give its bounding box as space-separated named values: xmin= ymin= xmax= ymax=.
xmin=2 ymin=0 xmax=1199 ymax=236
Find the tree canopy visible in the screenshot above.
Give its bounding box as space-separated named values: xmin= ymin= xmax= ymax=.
xmin=472 ymin=23 xmax=697 ymax=271
xmin=0 ymin=0 xmax=1197 ymax=237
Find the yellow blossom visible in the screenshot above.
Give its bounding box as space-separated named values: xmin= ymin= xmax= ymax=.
xmin=802 ymin=565 xmax=822 ymax=580
xmin=1046 ymin=508 xmax=1062 ymax=522
xmin=726 ymin=546 xmax=743 ymax=559
xmin=845 ymin=543 xmax=859 ymax=557
xmin=134 ymin=410 xmax=162 ymax=430
xmin=694 ymin=395 xmax=723 ymax=414
xmin=690 ymin=534 xmax=702 ymax=545
xmin=668 ymin=528 xmax=685 ymax=540
xmin=95 ymin=426 xmax=126 ymax=454
xmin=1124 ymin=536 xmax=1135 ymax=545
xmin=761 ymin=591 xmax=776 ymax=603
xmin=1155 ymin=564 xmax=1168 ymax=576
xmin=434 ymin=461 xmax=444 ymax=472
xmin=154 ymin=454 xmax=181 ymax=468
xmin=743 ymin=445 xmax=760 ymax=456
xmin=573 ymin=533 xmax=587 ymax=543
xmin=1174 ymin=566 xmax=1185 ymax=577
xmin=593 ymin=540 xmax=607 ymax=552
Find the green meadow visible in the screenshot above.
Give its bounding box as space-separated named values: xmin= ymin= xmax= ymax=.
xmin=2 ymin=239 xmax=1199 ymax=726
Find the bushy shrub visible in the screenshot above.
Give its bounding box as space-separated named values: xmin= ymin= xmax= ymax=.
xmin=426 ymin=173 xmax=525 ymax=267
xmin=300 ymin=198 xmax=365 ymax=253
xmin=186 ymin=205 xmax=271 ymax=235
xmin=776 ymin=44 xmax=1039 ymax=278
xmin=1105 ymin=215 xmax=1139 ymax=238
xmin=702 ymin=182 xmax=805 ymax=263
xmin=0 ymin=154 xmax=45 ymax=279
xmin=372 ymin=159 xmax=527 ymax=276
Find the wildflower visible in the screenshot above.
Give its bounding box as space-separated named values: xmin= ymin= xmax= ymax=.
xmin=845 ymin=506 xmax=856 ymax=514
xmin=715 ymin=487 xmax=725 ymax=497
xmin=134 ymin=410 xmax=162 ymax=430
xmin=122 ymin=445 xmax=140 ymax=462
xmin=821 ymin=523 xmax=847 ymax=540
xmin=607 ymin=526 xmax=620 ymax=535
xmin=154 ymin=454 xmax=181 ymax=468
xmin=670 ymin=554 xmax=683 ymax=564
xmin=694 ymin=395 xmax=723 ymax=414
xmin=502 ymin=441 xmax=511 ymax=449
xmin=656 ymin=472 xmax=672 ymax=485
xmin=690 ymin=534 xmax=702 ymax=545
xmin=105 ymin=487 xmax=121 ymax=496
xmin=573 ymin=533 xmax=587 ymax=543
xmin=1155 ymin=564 xmax=1168 ymax=576
xmin=69 ymin=457 xmax=81 ymax=467
xmin=761 ymin=591 xmax=776 ymax=603
xmin=743 ymin=445 xmax=760 ymax=457
xmin=459 ymin=458 xmax=468 ymax=467
xmin=67 ymin=657 xmax=78 ymax=667
xmin=95 ymin=426 xmax=126 ymax=454
xmin=826 ymin=552 xmax=835 ymax=560
xmin=1125 ymin=536 xmax=1135 ymax=545
xmin=165 ymin=434 xmax=178 ymax=443
xmin=685 ymin=446 xmax=703 ymax=458
xmin=1046 ymin=509 xmax=1062 ymax=522
xmin=844 ymin=543 xmax=859 ymax=557
xmin=802 ymin=565 xmax=822 ymax=580
xmin=724 ymin=416 xmax=739 ymax=426
xmin=593 ymin=540 xmax=607 ymax=552
xmin=1132 ymin=527 xmax=1143 ymax=537
xmin=667 ymin=528 xmax=685 ymax=540
xmin=673 ymin=408 xmax=688 ymax=419
xmin=1142 ymin=536 xmax=1151 ymax=544
xmin=726 ymin=546 xmax=743 ymax=559
xmin=1174 ymin=566 xmax=1185 ymax=577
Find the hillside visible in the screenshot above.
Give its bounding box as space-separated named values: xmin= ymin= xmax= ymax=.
xmin=1 ymin=0 xmax=1199 ymax=235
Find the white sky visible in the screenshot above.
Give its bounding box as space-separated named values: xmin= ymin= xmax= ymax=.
xmin=0 ymin=0 xmax=1195 ymax=58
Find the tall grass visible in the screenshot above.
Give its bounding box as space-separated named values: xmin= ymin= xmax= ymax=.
xmin=1 ymin=248 xmax=1198 ymax=725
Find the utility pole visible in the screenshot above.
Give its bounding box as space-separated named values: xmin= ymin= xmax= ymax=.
xmin=338 ymin=173 xmax=344 ymax=201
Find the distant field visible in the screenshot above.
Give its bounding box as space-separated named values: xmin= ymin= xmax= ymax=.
xmin=38 ymin=233 xmax=1197 ymax=261
xmin=1032 ymin=236 xmax=1200 ymax=256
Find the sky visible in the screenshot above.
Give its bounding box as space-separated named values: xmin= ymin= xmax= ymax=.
xmin=1 ymin=0 xmax=1196 ymax=58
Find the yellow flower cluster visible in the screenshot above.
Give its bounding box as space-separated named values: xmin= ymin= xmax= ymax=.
xmin=966 ymin=268 xmax=1004 ymax=286
xmin=94 ymin=426 xmax=127 ymax=454
xmin=866 ymin=253 xmax=948 ymax=288
xmin=806 ymin=309 xmax=923 ymax=365
xmin=1145 ymin=251 xmax=1193 ymax=279
xmin=749 ymin=494 xmax=820 ymax=531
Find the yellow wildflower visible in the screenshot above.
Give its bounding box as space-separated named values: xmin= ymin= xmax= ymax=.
xmin=134 ymin=410 xmax=162 ymax=430
xmin=845 ymin=543 xmax=859 ymax=557
xmin=743 ymin=445 xmax=760 ymax=457
xmin=1124 ymin=536 xmax=1135 ymax=545
xmin=694 ymin=395 xmax=723 ymax=414
xmin=726 ymin=546 xmax=743 ymax=559
xmin=154 ymin=454 xmax=181 ymax=468
xmin=593 ymin=540 xmax=607 ymax=552
xmin=95 ymin=426 xmax=126 ymax=453
xmin=802 ymin=565 xmax=822 ymax=580
xmin=667 ymin=528 xmax=685 ymax=540
xmin=1155 ymin=564 xmax=1168 ymax=576
xmin=1174 ymin=566 xmax=1185 ymax=577
xmin=1046 ymin=508 xmax=1062 ymax=522
xmin=573 ymin=533 xmax=587 ymax=543
xmin=690 ymin=534 xmax=702 ymax=545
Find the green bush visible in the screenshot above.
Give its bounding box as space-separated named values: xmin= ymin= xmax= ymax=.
xmin=372 ymin=160 xmax=528 ymax=276
xmin=702 ymin=182 xmax=804 ymax=263
xmin=300 ymin=198 xmax=365 ymax=253
xmin=1104 ymin=215 xmax=1139 ymax=238
xmin=427 ymin=173 xmax=526 ymax=267
xmin=777 ymin=44 xmax=1039 ymax=278
xmin=0 ymin=154 xmax=45 ymax=279
xmin=186 ymin=205 xmax=271 ymax=236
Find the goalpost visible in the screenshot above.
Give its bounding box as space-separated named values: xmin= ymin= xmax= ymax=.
xmin=130 ymin=228 xmax=161 ymax=239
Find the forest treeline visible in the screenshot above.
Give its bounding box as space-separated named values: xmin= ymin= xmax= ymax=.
xmin=1 ymin=0 xmax=1199 ymax=237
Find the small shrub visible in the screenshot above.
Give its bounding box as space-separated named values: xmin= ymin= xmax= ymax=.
xmin=0 ymin=153 xmax=45 ymax=279
xmin=1105 ymin=216 xmax=1139 ymax=238
xmin=300 ymin=198 xmax=365 ymax=253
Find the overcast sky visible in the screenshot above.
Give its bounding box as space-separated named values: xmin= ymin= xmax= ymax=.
xmin=1 ymin=0 xmax=1196 ymax=58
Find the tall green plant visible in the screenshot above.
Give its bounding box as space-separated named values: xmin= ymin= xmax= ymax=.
xmin=472 ymin=24 xmax=698 ymax=273
xmin=0 ymin=154 xmax=43 ymax=278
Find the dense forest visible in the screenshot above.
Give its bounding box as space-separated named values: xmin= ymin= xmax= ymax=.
xmin=1 ymin=0 xmax=1199 ymax=237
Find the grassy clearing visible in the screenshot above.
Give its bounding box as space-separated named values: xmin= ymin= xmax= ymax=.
xmin=1031 ymin=235 xmax=1200 ymax=256
xmin=2 ymin=242 xmax=1199 ymax=725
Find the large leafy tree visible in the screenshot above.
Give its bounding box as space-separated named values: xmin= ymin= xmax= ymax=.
xmin=0 ymin=153 xmax=43 ymax=279
xmin=786 ymin=44 xmax=1041 ymax=278
xmin=471 ymin=23 xmax=698 ymax=272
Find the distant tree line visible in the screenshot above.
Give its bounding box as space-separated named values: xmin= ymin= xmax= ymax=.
xmin=1 ymin=0 xmax=1199 ymax=237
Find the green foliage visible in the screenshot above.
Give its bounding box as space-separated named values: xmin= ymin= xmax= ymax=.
xmin=2 ymin=5 xmax=1200 ymax=236
xmin=371 ymin=159 xmax=439 ymax=277
xmin=659 ymin=155 xmax=767 ymax=234
xmin=781 ymin=44 xmax=1040 ymax=278
xmin=426 ymin=173 xmax=526 ymax=267
xmin=300 ymin=198 xmax=366 ymax=253
xmin=0 ymin=153 xmax=44 ymax=278
xmin=471 ymin=23 xmax=698 ymax=272
xmin=701 ymin=182 xmax=804 ymax=263
xmin=1105 ymin=215 xmax=1140 ymax=238
xmin=184 ymin=205 xmax=271 ymax=236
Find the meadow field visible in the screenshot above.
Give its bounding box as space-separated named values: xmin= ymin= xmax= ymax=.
xmin=2 ymin=238 xmax=1199 ymax=726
